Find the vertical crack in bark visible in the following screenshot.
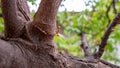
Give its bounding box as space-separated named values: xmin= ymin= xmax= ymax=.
xmin=17 ymin=0 xmax=32 ymax=21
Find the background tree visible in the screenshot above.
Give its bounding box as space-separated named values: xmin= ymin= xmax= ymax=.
xmin=56 ymin=0 xmax=120 ymax=65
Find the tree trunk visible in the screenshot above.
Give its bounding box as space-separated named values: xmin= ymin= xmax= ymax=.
xmin=0 ymin=0 xmax=120 ymax=68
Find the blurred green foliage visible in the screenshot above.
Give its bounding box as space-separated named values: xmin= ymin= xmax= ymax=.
xmin=55 ymin=0 xmax=120 ymax=65
xmin=0 ymin=8 xmax=4 ymax=32
xmin=27 ymin=0 xmax=36 ymax=5
xmin=0 ymin=0 xmax=120 ymax=65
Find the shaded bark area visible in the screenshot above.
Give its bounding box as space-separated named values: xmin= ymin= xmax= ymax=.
xmin=0 ymin=38 xmax=119 ymax=68
xmin=1 ymin=0 xmax=32 ymax=38
xmin=0 ymin=0 xmax=120 ymax=68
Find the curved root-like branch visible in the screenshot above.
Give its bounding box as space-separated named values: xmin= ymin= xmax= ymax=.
xmin=94 ymin=13 xmax=120 ymax=58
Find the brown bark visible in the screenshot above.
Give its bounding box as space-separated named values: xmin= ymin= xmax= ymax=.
xmin=24 ymin=0 xmax=62 ymax=43
xmin=1 ymin=0 xmax=32 ymax=38
xmin=0 ymin=0 xmax=119 ymax=68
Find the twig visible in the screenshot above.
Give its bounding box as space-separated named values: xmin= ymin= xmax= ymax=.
xmin=106 ymin=1 xmax=112 ymax=24
xmin=112 ymin=0 xmax=117 ymax=14
xmin=0 ymin=14 xmax=2 ymax=17
xmin=80 ymin=31 xmax=93 ymax=57
xmin=106 ymin=0 xmax=117 ymax=26
xmin=94 ymin=13 xmax=120 ymax=58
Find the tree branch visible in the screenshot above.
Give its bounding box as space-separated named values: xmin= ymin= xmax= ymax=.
xmin=80 ymin=32 xmax=93 ymax=57
xmin=1 ymin=0 xmax=32 ymax=38
xmin=106 ymin=1 xmax=112 ymax=24
xmin=112 ymin=0 xmax=117 ymax=14
xmin=0 ymin=14 xmax=2 ymax=17
xmin=33 ymin=0 xmax=62 ymax=35
xmin=106 ymin=0 xmax=117 ymax=26
xmin=94 ymin=13 xmax=120 ymax=58
xmin=26 ymin=0 xmax=62 ymax=42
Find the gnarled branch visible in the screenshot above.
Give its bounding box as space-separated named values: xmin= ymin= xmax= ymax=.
xmin=94 ymin=13 xmax=120 ymax=58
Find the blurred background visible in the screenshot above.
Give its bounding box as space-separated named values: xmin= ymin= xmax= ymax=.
xmin=0 ymin=0 xmax=120 ymax=65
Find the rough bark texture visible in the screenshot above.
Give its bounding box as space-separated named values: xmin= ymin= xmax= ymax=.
xmin=2 ymin=0 xmax=32 ymax=38
xmin=0 ymin=0 xmax=120 ymax=68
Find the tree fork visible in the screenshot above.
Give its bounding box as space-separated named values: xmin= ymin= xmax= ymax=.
xmin=25 ymin=0 xmax=62 ymax=43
